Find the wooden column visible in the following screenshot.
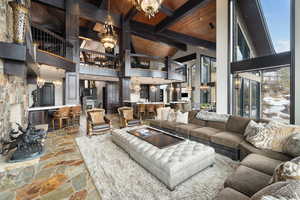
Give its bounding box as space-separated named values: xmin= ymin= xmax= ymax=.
xmin=65 ymin=0 xmax=80 ymax=105
xmin=119 ymin=15 xmax=132 ymax=105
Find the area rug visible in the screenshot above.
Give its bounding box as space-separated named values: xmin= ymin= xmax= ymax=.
xmin=76 ymin=134 xmax=238 ymax=200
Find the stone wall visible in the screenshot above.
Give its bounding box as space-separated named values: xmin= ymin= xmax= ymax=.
xmin=0 ymin=0 xmax=29 ymax=144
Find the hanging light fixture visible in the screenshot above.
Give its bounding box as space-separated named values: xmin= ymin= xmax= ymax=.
xmin=101 ymin=0 xmax=118 ymax=50
xmin=133 ymin=0 xmax=164 ymax=19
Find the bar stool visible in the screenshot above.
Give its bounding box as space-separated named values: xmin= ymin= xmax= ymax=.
xmin=137 ymin=104 xmax=146 ymax=120
xmin=69 ymin=105 xmax=81 ymax=127
xmin=51 ymin=107 xmax=71 ymax=129
xmin=146 ymin=104 xmax=156 ymax=119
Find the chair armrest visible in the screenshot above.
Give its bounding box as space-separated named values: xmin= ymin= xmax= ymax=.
xmin=104 ymin=116 xmax=111 ymax=124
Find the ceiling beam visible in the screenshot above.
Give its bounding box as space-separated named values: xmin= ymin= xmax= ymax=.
xmin=130 ymin=21 xmax=215 ymax=50
xmin=32 ymin=0 xmax=121 ymax=27
xmin=32 ymin=0 xmax=65 ymax=10
xmin=125 ymin=8 xmax=138 ymax=22
xmin=155 ymin=0 xmax=212 ymax=32
xmin=131 ymin=31 xmax=187 ymax=51
xmin=159 ymin=5 xmax=174 ymax=16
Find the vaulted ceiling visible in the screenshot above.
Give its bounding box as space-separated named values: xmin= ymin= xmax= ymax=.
xmin=30 ymin=0 xmax=216 ymax=57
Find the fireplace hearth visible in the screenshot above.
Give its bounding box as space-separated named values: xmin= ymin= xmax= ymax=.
xmin=0 ymin=123 xmax=47 ymax=163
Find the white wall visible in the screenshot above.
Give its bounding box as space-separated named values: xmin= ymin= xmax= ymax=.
xmin=216 ymin=0 xmax=229 ymax=114
xmin=295 ymin=1 xmax=300 ymax=125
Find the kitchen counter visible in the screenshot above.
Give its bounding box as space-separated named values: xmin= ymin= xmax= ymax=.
xmin=28 ymin=104 xmax=79 ymax=112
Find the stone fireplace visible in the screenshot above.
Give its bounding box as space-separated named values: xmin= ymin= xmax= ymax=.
xmin=0 ymin=0 xmax=29 ymax=147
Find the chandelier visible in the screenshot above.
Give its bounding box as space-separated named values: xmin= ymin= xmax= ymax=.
xmin=101 ymin=0 xmax=118 ymax=50
xmin=101 ymin=22 xmax=117 ymax=50
xmin=134 ymin=0 xmax=163 ymax=18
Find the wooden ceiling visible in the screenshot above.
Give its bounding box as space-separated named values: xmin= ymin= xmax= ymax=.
xmin=30 ymin=0 xmax=216 ymax=57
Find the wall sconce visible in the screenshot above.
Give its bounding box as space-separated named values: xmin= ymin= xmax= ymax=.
xmin=235 ymin=76 xmax=241 ymax=90
xmin=175 ymin=87 xmax=181 ymax=92
xmin=9 ymin=0 xmax=29 ymax=44
xmin=37 ymin=77 xmax=45 ymax=88
xmin=53 ymin=80 xmax=62 ymax=87
xmin=199 ymin=83 xmax=210 ymax=91
xmin=150 ymin=85 xmax=157 ymax=92
xmin=169 ymin=85 xmax=174 ymax=91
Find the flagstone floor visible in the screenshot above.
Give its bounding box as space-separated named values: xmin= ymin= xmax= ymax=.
xmin=0 ymin=114 xmax=141 ymax=200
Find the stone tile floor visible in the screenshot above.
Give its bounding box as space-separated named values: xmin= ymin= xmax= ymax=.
xmin=0 ymin=128 xmax=101 ymax=200
xmin=0 ymin=114 xmax=142 ymax=200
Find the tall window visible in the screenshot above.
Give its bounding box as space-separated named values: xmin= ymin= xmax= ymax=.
xmin=231 ymin=0 xmax=292 ymax=123
xmin=200 ymin=56 xmax=216 ymax=106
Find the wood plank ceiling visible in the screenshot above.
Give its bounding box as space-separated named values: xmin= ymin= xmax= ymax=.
xmin=30 ymin=0 xmax=216 ymax=57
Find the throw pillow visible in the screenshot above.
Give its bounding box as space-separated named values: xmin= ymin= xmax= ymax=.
xmin=161 ymin=107 xmax=171 ymax=121
xmin=251 ymin=181 xmax=300 ymax=200
xmin=284 ymin=132 xmax=300 ymax=157
xmin=270 ymin=157 xmax=300 ymax=184
xmin=244 ymin=120 xmax=271 ymax=149
xmin=196 ymin=111 xmax=229 ymax=122
xmin=176 ymin=111 xmax=188 ymax=124
xmin=155 ymin=107 xmax=164 ymax=120
xmin=123 ymin=109 xmax=133 ymax=121
xmin=167 ymin=109 xmax=176 ymax=122
xmin=267 ymin=121 xmax=300 ymax=153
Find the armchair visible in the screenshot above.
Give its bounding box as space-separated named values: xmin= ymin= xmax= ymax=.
xmin=86 ymin=109 xmax=111 ymax=136
xmin=118 ymin=107 xmax=141 ymax=128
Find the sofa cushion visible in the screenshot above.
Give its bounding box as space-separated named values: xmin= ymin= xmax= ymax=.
xmin=176 ymin=124 xmax=202 ymax=135
xmin=241 ymin=154 xmax=283 ymax=176
xmin=148 ymin=119 xmax=161 ymax=128
xmin=215 ymin=188 xmax=250 ymax=200
xmin=93 ymin=123 xmax=110 ymax=131
xmin=196 ymin=111 xmax=229 ymax=122
xmin=211 ymin=131 xmax=244 ymax=148
xmin=226 ymin=116 xmax=250 ymax=134
xmin=127 ymin=120 xmax=141 ymax=126
xmin=251 ymin=181 xmax=300 ymax=200
xmin=160 ymin=121 xmax=184 ymax=131
xmin=206 ymin=121 xmax=226 ymax=131
xmin=188 ymin=110 xmax=198 ymax=122
xmin=189 ymin=118 xmax=206 ymax=126
xmin=239 ymin=141 xmax=292 ymax=161
xmin=190 ymin=127 xmax=221 ymax=141
xmin=224 ymin=165 xmax=271 ymax=197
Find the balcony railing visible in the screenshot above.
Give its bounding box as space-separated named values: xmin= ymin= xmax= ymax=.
xmin=80 ymin=49 xmax=120 ymax=70
xmin=130 ymin=53 xmax=167 ymax=71
xmin=31 ymin=23 xmax=72 ymax=58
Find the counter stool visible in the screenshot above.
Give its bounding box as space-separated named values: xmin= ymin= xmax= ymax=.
xmin=137 ymin=104 xmax=146 ymax=120
xmin=51 ymin=107 xmax=70 ymax=130
xmin=146 ymin=104 xmax=156 ymax=119
xmin=69 ymin=105 xmax=81 ymax=127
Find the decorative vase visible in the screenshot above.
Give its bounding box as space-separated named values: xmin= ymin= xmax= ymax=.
xmin=9 ymin=1 xmax=29 ymax=44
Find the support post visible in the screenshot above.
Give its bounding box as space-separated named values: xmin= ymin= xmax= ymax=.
xmin=216 ymin=0 xmax=229 ymax=114
xmin=294 ymin=0 xmax=300 ymax=124
xmin=65 ymin=0 xmax=80 ymax=105
xmin=192 ymin=52 xmax=201 ymax=110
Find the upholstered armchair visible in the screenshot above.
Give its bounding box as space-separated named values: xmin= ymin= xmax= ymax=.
xmin=86 ymin=109 xmax=111 ymax=136
xmin=118 ymin=107 xmax=141 ymax=128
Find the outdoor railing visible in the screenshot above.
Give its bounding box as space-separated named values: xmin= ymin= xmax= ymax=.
xmin=31 ymin=23 xmax=72 ymax=58
xmin=80 ymin=49 xmax=120 ymax=70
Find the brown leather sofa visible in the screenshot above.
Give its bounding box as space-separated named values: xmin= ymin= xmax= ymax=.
xmin=148 ymin=110 xmax=292 ymax=161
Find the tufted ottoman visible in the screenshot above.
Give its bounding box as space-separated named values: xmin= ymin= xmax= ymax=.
xmin=112 ymin=126 xmax=215 ymax=190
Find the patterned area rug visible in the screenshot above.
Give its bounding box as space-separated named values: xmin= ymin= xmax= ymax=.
xmin=76 ymin=134 xmax=238 ymax=200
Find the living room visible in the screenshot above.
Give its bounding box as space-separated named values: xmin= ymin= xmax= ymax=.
xmin=0 ymin=0 xmax=300 ymax=199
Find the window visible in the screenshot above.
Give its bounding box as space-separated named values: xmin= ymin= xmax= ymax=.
xmin=200 ymin=56 xmax=216 ymax=106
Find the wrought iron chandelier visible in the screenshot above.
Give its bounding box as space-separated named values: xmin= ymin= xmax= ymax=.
xmin=100 ymin=0 xmax=118 ymax=50
xmin=101 ymin=21 xmax=117 ymax=50
xmin=134 ymin=0 xmax=163 ymax=18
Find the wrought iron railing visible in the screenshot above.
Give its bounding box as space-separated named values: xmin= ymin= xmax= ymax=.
xmin=31 ymin=23 xmax=72 ymax=57
xmin=80 ymin=49 xmax=120 ymax=69
xmin=130 ymin=53 xmax=167 ymax=71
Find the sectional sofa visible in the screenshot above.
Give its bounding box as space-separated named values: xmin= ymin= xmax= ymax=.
xmin=148 ymin=111 xmax=297 ymax=199
xmin=148 ymin=110 xmax=292 ymax=161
